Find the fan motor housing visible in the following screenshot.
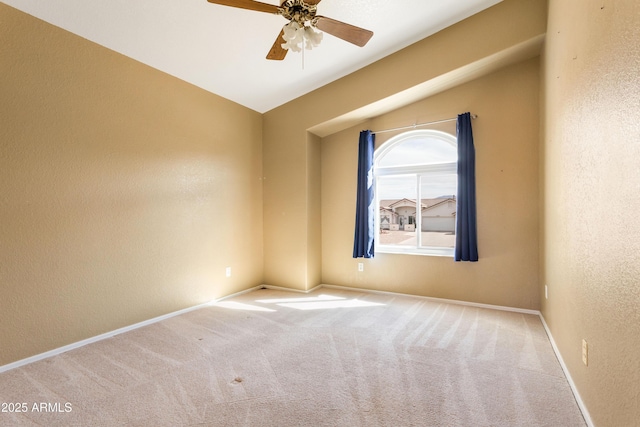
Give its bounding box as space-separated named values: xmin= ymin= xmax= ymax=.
xmin=279 ymin=0 xmax=317 ymax=24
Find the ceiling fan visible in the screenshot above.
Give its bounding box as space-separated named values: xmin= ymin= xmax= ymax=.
xmin=206 ymin=0 xmax=374 ymax=60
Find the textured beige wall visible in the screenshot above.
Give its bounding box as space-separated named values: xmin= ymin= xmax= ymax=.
xmin=0 ymin=4 xmax=263 ymax=365
xmin=322 ymin=58 xmax=540 ymax=309
xmin=263 ymin=0 xmax=547 ymax=290
xmin=541 ymin=0 xmax=640 ymax=425
xmin=261 ymin=123 xmax=314 ymax=290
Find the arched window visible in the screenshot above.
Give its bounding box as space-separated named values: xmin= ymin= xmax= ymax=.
xmin=374 ymin=130 xmax=457 ymax=256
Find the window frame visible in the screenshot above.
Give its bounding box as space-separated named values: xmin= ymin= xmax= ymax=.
xmin=374 ymin=130 xmax=457 ymax=257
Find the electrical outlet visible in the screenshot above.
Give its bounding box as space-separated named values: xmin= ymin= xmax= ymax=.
xmin=582 ymin=339 xmax=588 ymax=366
xmin=358 ymin=262 xmax=364 ymax=272
xmin=226 ymin=267 xmax=231 ymax=277
xmin=545 ymin=285 xmax=548 ymax=299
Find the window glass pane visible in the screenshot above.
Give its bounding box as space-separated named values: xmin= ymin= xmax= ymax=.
xmin=419 ymin=174 xmax=457 ymax=249
xmin=378 ymin=175 xmax=417 ymax=247
xmin=377 ymin=136 xmax=456 ymax=168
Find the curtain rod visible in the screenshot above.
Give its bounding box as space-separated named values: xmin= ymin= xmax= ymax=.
xmin=371 ymin=114 xmax=477 ymax=135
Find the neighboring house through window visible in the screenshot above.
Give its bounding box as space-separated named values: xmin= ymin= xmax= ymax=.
xmin=374 ymin=129 xmax=457 ymax=256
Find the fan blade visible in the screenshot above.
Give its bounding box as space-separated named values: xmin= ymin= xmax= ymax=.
xmin=314 ymin=16 xmax=373 ymax=47
xmin=267 ymin=28 xmax=288 ymax=60
xmin=206 ymin=0 xmax=280 ymax=14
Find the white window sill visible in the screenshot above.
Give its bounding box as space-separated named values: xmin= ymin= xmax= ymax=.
xmin=376 ymin=246 xmax=454 ymax=258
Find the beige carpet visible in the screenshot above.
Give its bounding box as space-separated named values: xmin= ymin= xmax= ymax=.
xmin=0 ymin=287 xmax=586 ymax=426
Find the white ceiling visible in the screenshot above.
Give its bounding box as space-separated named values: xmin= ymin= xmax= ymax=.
xmin=2 ymin=0 xmax=502 ymax=113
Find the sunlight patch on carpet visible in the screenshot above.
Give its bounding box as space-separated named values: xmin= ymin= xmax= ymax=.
xmin=214 ymin=301 xmax=277 ymax=312
xmin=255 ymin=294 xmax=385 ymax=310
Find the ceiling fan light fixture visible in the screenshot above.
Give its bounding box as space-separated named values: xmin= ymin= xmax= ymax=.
xmin=205 ymin=0 xmax=373 ymax=60
xmin=281 ymin=21 xmax=323 ymax=52
xmin=304 ymin=26 xmax=323 ymax=50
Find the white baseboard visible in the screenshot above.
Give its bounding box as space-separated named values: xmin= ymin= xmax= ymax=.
xmin=319 ymin=283 xmax=593 ymax=426
xmin=319 ymin=283 xmax=541 ymax=315
xmin=0 ymin=285 xmax=264 ymax=374
xmin=0 ymin=282 xmax=596 ymax=427
xmin=215 ymin=285 xmax=265 ymax=302
xmin=538 ymin=314 xmax=594 ymax=427
xmin=260 ymin=283 xmax=323 ymax=294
